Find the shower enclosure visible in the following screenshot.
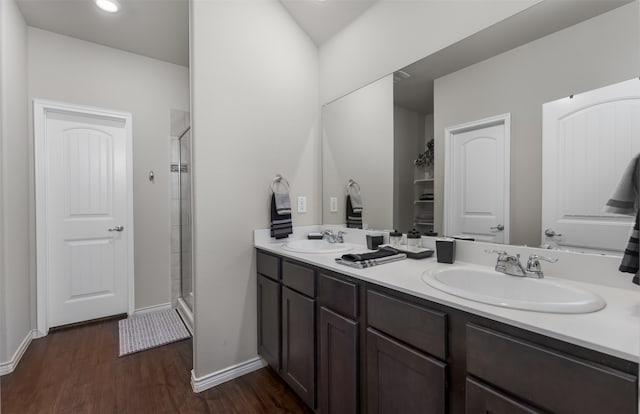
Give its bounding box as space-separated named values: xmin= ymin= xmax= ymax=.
xmin=178 ymin=128 xmax=193 ymax=311
xmin=170 ymin=109 xmax=193 ymax=328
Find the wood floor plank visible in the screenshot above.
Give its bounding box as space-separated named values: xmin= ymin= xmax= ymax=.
xmin=1 ymin=319 xmax=312 ymax=414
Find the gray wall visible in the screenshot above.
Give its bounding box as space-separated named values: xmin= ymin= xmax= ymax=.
xmin=323 ymin=76 xmax=394 ymax=230
xmin=433 ymin=2 xmax=640 ymax=246
xmin=191 ymin=0 xmax=320 ymax=379
xmin=393 ymin=105 xmax=425 ymax=232
xmin=319 ymin=1 xmax=537 ymax=103
xmin=28 ymin=28 xmax=190 ymax=310
xmin=0 ymin=0 xmax=30 ymax=365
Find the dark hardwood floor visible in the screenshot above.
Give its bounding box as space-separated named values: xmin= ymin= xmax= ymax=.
xmin=0 ymin=319 xmax=312 ymax=414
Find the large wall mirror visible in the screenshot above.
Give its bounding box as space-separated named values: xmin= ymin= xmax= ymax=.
xmin=322 ymin=0 xmax=640 ymax=255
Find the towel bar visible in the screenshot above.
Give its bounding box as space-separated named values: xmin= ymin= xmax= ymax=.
xmin=346 ymin=179 xmax=360 ymax=194
xmin=271 ymin=174 xmax=290 ymax=193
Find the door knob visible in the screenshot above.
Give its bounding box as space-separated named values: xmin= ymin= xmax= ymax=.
xmin=490 ymin=224 xmax=504 ymax=231
xmin=544 ymin=228 xmax=562 ymax=238
xmin=108 ymin=225 xmax=124 ymax=232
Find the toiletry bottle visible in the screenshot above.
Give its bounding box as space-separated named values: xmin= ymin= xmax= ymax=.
xmin=407 ymin=228 xmax=422 ymax=249
xmin=389 ymin=230 xmax=402 ymax=248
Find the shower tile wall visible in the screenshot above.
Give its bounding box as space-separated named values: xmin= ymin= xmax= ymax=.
xmin=170 ymin=109 xmax=190 ymax=307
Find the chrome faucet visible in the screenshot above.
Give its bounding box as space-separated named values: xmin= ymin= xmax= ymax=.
xmin=322 ymin=230 xmax=346 ymax=244
xmin=486 ymin=250 xmax=558 ymax=279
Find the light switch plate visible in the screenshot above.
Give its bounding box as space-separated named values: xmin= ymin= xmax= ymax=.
xmin=330 ymin=197 xmax=338 ymax=212
xmin=297 ymin=196 xmax=307 ymax=213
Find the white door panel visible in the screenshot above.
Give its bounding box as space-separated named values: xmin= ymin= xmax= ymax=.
xmin=445 ymin=117 xmax=510 ymax=244
xmin=37 ymin=106 xmax=131 ymax=329
xmin=543 ymin=79 xmax=640 ymax=253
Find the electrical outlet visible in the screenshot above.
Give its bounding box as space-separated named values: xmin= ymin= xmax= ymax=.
xmin=297 ymin=196 xmax=307 ymax=213
xmin=330 ymin=197 xmax=338 ymax=212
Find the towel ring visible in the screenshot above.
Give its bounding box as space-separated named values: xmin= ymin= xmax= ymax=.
xmin=271 ymin=174 xmax=290 ymax=193
xmin=346 ymin=179 xmax=360 ymax=194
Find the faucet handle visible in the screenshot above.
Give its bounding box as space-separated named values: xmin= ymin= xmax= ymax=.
xmin=526 ymin=254 xmax=558 ymax=278
xmin=485 ymin=249 xmax=510 ymax=272
xmin=528 ymin=254 xmax=558 ymax=263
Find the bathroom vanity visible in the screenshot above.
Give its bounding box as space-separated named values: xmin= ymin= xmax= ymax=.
xmin=255 ymin=233 xmax=639 ymax=414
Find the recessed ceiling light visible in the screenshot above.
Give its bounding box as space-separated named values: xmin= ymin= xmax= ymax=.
xmin=95 ymin=0 xmax=121 ymax=13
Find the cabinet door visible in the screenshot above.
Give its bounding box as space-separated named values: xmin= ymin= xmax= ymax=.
xmin=367 ymin=328 xmax=446 ymax=414
xmin=257 ymin=274 xmax=280 ymax=371
xmin=282 ymin=286 xmax=316 ymax=409
xmin=319 ymin=306 xmax=358 ymax=414
xmin=466 ymin=377 xmax=542 ymax=414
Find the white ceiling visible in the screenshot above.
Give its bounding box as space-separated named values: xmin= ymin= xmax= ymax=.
xmin=16 ymin=0 xmax=189 ymax=67
xmin=279 ymin=0 xmax=377 ymax=46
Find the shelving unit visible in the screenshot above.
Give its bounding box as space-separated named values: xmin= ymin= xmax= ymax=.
xmin=413 ymin=178 xmax=434 ymax=232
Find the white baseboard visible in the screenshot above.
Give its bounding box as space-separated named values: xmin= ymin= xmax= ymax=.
xmin=176 ymin=297 xmax=193 ymax=335
xmin=0 ymin=329 xmax=38 ymax=376
xmin=191 ymin=357 xmax=267 ymax=393
xmin=133 ymin=302 xmax=172 ymax=315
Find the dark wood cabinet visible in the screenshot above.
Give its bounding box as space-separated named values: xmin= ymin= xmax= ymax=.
xmin=465 ymin=377 xmax=541 ymax=414
xmin=281 ymin=286 xmax=316 ymax=409
xmin=256 ymin=249 xmax=639 ymax=414
xmin=257 ymin=274 xmax=281 ymax=371
xmin=367 ymin=328 xmax=447 ymax=414
xmin=319 ymin=306 xmax=358 ymax=414
xmin=466 ymin=323 xmax=638 ymax=414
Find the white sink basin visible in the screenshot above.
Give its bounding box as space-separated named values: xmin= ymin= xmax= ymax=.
xmin=281 ymin=239 xmax=352 ymax=254
xmin=422 ymin=266 xmax=606 ymax=314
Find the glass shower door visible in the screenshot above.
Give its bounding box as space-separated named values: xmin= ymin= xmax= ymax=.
xmin=179 ymin=129 xmax=193 ymax=310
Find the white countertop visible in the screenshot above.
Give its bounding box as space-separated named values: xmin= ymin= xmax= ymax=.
xmin=255 ymin=229 xmax=640 ymax=364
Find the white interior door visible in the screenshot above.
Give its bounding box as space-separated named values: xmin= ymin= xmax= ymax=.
xmin=444 ymin=115 xmax=510 ymax=243
xmin=35 ymin=101 xmax=133 ymax=331
xmin=542 ymin=78 xmax=640 ymax=254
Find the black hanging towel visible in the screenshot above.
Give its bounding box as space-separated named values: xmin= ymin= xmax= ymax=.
xmin=346 ymin=179 xmax=363 ymax=229
xmin=605 ymin=153 xmax=639 ymax=284
xmin=619 ymin=210 xmax=639 ymax=284
xmin=346 ymin=195 xmax=362 ymax=229
xmin=270 ymin=175 xmax=292 ymax=239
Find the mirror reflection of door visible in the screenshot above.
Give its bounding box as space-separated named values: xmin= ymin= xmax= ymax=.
xmin=542 ymin=78 xmax=640 ymax=254
xmin=444 ymin=114 xmax=510 ymax=244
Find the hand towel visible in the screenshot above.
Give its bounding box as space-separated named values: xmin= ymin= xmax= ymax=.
xmin=347 ymin=185 xmax=363 ymax=213
xmin=604 ymin=153 xmax=640 ymax=284
xmin=341 ymin=246 xmax=400 ymax=262
xmin=605 ymin=153 xmax=639 ymax=215
xmin=270 ymin=193 xmax=292 ymax=239
xmin=274 ymin=191 xmax=291 ymax=215
xmin=620 ymin=210 xmax=639 ymax=285
xmin=335 ymin=253 xmax=407 ymax=269
xmin=346 ymin=195 xmax=363 ymax=229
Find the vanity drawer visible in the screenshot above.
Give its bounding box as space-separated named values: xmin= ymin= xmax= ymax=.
xmin=466 ymin=377 xmax=541 ymax=414
xmin=257 ymin=250 xmax=280 ymax=281
xmin=318 ymin=272 xmax=358 ymax=319
xmin=367 ymin=290 xmax=446 ymax=359
xmin=282 ymin=260 xmax=316 ymax=298
xmin=466 ymin=324 xmax=638 ymax=414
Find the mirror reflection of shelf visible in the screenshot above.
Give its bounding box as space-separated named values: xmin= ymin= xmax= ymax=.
xmin=414 ymin=176 xmax=434 ymax=231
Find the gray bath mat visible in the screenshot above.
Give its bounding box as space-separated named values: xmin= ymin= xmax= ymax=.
xmin=118 ymin=309 xmax=190 ymax=356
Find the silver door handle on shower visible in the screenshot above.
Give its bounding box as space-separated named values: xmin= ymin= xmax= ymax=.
xmin=490 ymin=224 xmax=504 ymax=231
xmin=108 ymin=226 xmax=124 ymax=232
